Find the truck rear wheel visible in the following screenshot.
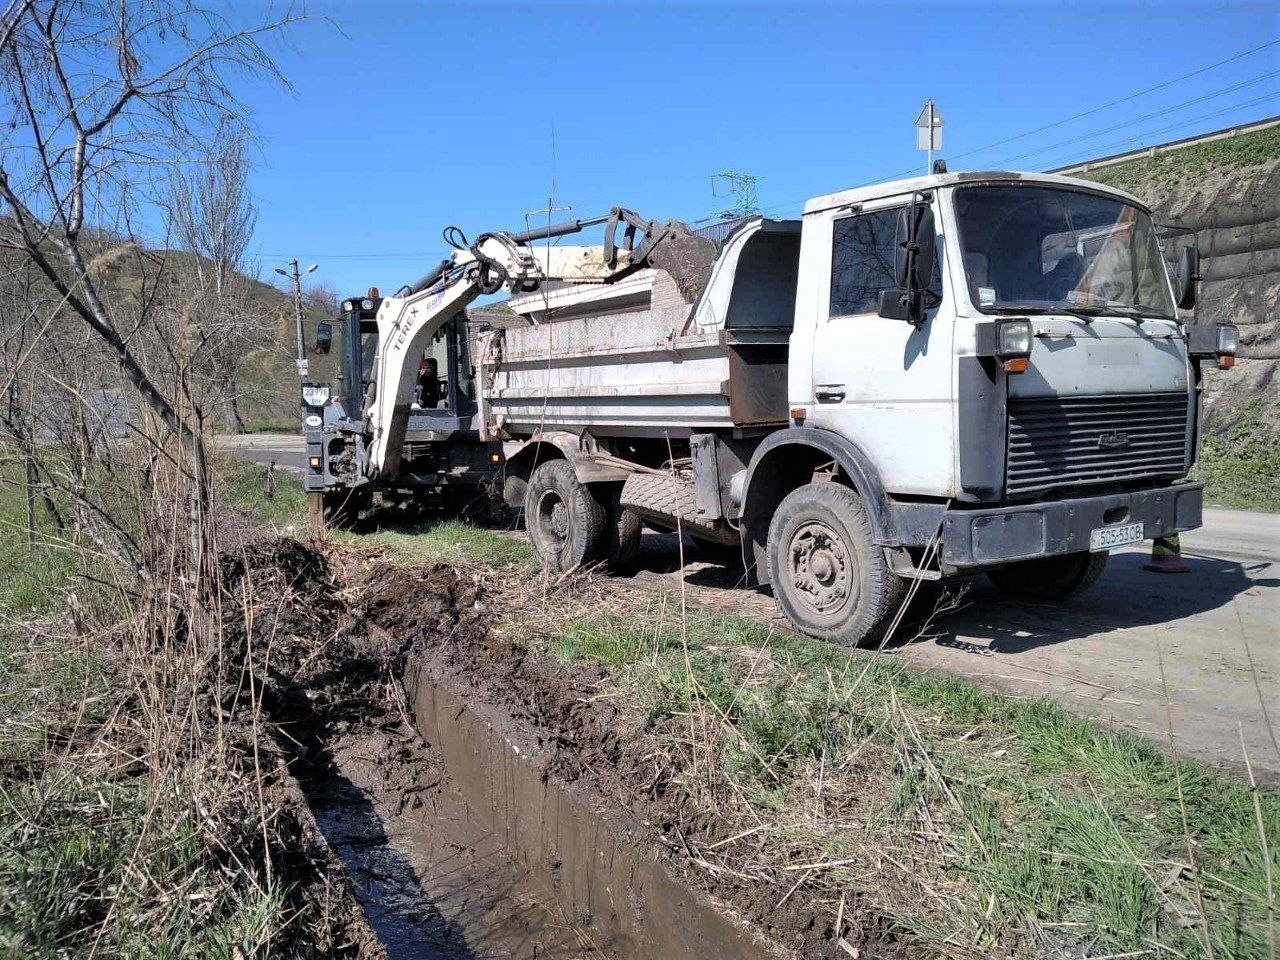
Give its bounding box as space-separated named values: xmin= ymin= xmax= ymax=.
xmin=525 ymin=460 xmax=609 ymax=573
xmin=609 ymin=501 xmax=644 ymax=572
xmin=766 ymin=482 xmax=907 ymax=647
xmin=986 ymin=551 xmax=1108 ymax=601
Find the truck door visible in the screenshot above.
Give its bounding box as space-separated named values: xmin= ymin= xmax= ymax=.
xmin=807 ymin=195 xmax=956 ymax=497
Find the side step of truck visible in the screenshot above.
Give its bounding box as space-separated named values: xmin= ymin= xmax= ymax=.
xmin=619 ymin=473 xmax=739 ymax=545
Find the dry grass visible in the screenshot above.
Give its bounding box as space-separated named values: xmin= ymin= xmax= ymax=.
xmin=0 ymin=448 xmax=356 ymax=958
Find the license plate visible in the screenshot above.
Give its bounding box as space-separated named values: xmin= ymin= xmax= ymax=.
xmin=1089 ymin=522 xmax=1145 ymax=552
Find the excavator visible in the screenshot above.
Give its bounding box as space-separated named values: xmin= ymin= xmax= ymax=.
xmin=300 ymin=209 xmax=712 ymax=528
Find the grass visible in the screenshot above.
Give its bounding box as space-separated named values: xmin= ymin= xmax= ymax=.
xmin=239 ymin=417 xmax=299 ymax=434
xmin=0 ymin=450 xmax=296 ymax=958
xmin=1195 ymin=401 xmax=1280 ymax=512
xmin=0 ymin=467 xmax=80 ymax=622
xmin=1 ymin=750 xmax=289 ymax=959
xmin=347 ymin=517 xmax=535 ymax=569
xmin=537 ymin=601 xmax=1279 ymax=957
xmin=1078 ymin=123 xmax=1280 ymax=194
xmin=213 ymin=453 xmax=309 ymax=529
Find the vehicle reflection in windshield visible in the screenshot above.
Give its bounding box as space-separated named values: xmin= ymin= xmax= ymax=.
xmin=953 ymin=184 xmax=1176 ymax=319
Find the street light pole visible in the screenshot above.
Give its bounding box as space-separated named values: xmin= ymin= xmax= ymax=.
xmin=275 ymin=259 xmax=318 ymax=379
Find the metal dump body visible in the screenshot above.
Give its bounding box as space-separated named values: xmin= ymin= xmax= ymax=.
xmin=477 ymin=218 xmax=801 ymax=438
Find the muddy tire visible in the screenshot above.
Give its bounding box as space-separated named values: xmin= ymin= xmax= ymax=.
xmin=525 ymin=460 xmax=609 ymax=573
xmin=986 ymin=551 xmax=1108 ymax=601
xmin=502 ymin=473 xmax=528 ymax=525
xmin=766 ymin=482 xmax=907 ymax=647
xmin=610 ymin=502 xmax=644 ymax=572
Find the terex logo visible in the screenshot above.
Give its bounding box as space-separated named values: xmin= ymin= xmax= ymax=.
xmin=1097 ymin=431 xmax=1132 ymax=450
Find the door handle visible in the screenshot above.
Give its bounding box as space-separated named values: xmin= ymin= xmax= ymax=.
xmin=815 ymin=385 xmax=845 ymax=404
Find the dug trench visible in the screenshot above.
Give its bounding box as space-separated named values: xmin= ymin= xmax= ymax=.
xmin=221 ymin=538 xmax=601 ymax=959
xmin=223 ymin=537 xmax=892 ymax=960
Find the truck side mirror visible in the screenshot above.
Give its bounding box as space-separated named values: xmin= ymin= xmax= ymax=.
xmin=881 ymin=200 xmax=938 ymax=326
xmin=1174 ymin=245 xmax=1200 ymax=310
xmin=314 ymin=320 xmax=333 ymax=356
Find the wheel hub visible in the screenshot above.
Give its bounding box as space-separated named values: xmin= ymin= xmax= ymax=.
xmin=537 ymin=491 xmax=570 ymax=547
xmin=550 ymin=502 xmax=569 ymax=538
xmin=789 ymin=520 xmax=853 ymax=614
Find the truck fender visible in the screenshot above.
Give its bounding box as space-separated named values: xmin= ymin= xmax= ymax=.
xmin=739 ymin=427 xmax=890 ymax=557
xmin=501 ymin=434 xmax=574 ymax=506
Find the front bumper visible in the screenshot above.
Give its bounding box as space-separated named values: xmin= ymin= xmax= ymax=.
xmin=940 ymin=482 xmax=1202 ymax=569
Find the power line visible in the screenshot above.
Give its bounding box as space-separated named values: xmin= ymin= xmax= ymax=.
xmin=1021 ymin=94 xmax=1280 ymax=172
xmin=749 ymin=39 xmax=1280 ymax=220
xmin=946 ymin=37 xmax=1280 ymax=164
xmin=986 ymin=73 xmax=1280 ymax=168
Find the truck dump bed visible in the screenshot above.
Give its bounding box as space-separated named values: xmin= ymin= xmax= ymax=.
xmin=477 ymin=218 xmax=801 ymax=438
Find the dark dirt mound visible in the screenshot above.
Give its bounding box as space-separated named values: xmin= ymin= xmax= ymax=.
xmin=351 ymin=561 xmax=913 ymax=960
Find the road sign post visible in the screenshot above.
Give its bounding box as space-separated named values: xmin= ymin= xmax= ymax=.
xmin=916 ymin=100 xmax=943 ymax=173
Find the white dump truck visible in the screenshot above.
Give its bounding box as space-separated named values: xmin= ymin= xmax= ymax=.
xmin=313 ymin=169 xmax=1238 ymax=646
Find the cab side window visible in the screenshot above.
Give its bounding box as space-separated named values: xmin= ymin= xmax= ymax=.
xmin=830 ymin=209 xmax=898 ymax=316
xmin=830 ymin=206 xmax=941 ymax=317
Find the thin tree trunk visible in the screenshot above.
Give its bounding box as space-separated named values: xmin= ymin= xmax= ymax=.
xmin=24 ymin=445 xmax=36 ymax=554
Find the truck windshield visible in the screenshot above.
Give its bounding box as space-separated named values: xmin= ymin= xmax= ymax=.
xmin=953 ymin=184 xmax=1175 ymax=319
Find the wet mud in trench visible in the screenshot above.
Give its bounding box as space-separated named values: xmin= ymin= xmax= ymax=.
xmin=305 ymin=725 xmax=598 ymax=959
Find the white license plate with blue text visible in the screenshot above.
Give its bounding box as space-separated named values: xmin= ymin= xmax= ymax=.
xmin=1089 ymin=522 xmax=1145 ymax=552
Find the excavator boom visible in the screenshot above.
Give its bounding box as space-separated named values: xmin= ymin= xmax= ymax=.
xmin=365 ymin=230 xmax=647 ymax=477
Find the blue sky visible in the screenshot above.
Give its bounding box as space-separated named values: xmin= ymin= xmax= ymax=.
xmin=239 ymin=1 xmax=1280 ymax=296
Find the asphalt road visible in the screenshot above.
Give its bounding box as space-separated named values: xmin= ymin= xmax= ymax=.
xmin=222 ymin=432 xmax=1279 ymax=782
xmin=217 ymin=431 xmax=308 ymax=472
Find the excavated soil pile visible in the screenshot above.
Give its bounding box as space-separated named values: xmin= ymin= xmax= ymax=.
xmin=354 ymin=561 xmax=914 ymax=960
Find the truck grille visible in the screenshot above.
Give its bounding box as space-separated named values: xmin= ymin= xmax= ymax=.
xmin=1006 ymin=392 xmax=1190 ymax=496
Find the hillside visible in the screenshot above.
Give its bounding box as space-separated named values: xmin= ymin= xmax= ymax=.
xmin=86 ymin=243 xmax=332 ymax=432
xmin=1076 ymin=124 xmax=1280 ymax=439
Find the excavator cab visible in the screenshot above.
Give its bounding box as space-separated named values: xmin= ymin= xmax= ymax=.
xmin=302 ymin=292 xmax=502 ymax=530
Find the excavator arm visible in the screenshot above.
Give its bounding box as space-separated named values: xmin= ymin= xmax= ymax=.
xmin=365 ymin=213 xmax=697 ymax=478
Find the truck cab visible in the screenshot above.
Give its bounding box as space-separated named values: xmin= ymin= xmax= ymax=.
xmin=739 ymin=170 xmax=1230 ymax=639
xmin=302 ymin=292 xmax=502 ymax=526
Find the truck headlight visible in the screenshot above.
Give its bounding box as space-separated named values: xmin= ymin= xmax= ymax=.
xmin=1186 ymin=323 xmax=1240 ymax=368
xmin=341 ymin=299 xmax=354 ymax=313
xmin=301 ymin=383 xmax=331 ymax=407
xmin=996 ymin=319 xmax=1033 ymax=373
xmin=361 ymin=298 xmax=374 ymax=310
xmin=997 ymin=319 xmax=1033 ymax=357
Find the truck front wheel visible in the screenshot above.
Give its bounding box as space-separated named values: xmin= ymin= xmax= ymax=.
xmin=767 ymin=482 xmax=907 ymax=647
xmin=985 ymin=552 xmax=1108 ymax=601
xmin=525 ymin=460 xmax=609 ymax=572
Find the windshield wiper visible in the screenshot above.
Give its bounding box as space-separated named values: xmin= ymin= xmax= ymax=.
xmin=987 ymin=305 xmax=1057 ymax=315
xmin=989 ymin=304 xmax=1103 ymax=322
xmin=1108 ymin=306 xmax=1176 ymax=322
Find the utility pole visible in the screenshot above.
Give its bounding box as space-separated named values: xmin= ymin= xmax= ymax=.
xmin=275 ymin=259 xmax=318 ymax=379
